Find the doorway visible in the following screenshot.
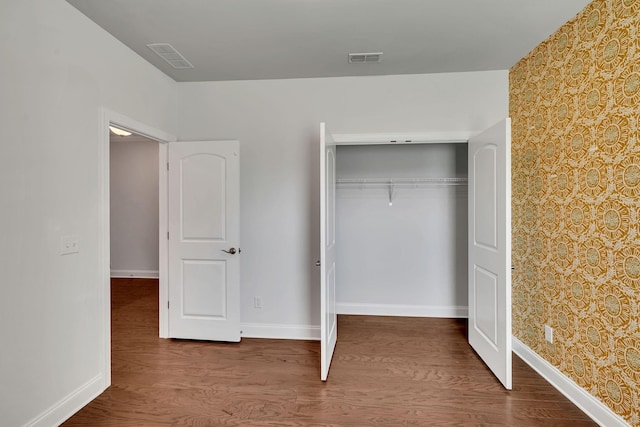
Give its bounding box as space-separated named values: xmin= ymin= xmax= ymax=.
xmin=334 ymin=142 xmax=469 ymax=317
xmin=319 ymin=120 xmax=512 ymax=388
xmin=108 ymin=128 xmax=162 ymax=377
xmin=110 ymin=130 xmax=160 ymax=279
xmin=99 ymin=109 xmax=175 ymax=386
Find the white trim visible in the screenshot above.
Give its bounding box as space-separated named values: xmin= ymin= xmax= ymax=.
xmin=98 ymin=109 xmax=111 ymax=389
xmin=26 ymin=374 xmax=103 ymax=427
xmin=105 ymin=110 xmax=176 ymax=143
xmin=337 ymin=302 xmax=468 ymax=318
xmin=332 ymin=131 xmax=472 ymax=145
xmin=100 ymin=108 xmax=176 ymax=390
xmin=110 ymin=269 xmax=159 ymax=279
xmin=240 ymin=323 xmax=320 ymax=340
xmin=513 ymin=337 xmax=630 ymax=427
xmin=158 ymin=143 xmax=169 ymax=338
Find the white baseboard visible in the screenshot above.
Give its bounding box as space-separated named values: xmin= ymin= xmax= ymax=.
xmin=110 ymin=269 xmax=159 ymax=279
xmin=239 ymin=305 xmax=467 ymax=341
xmin=26 ymin=374 xmax=105 ymax=427
xmin=240 ymin=323 xmax=320 ymax=340
xmin=337 ymin=302 xmax=468 ymax=318
xmin=513 ymin=337 xmax=629 ymax=427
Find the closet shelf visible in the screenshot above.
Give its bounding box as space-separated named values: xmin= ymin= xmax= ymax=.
xmin=336 ymin=177 xmax=467 ymax=187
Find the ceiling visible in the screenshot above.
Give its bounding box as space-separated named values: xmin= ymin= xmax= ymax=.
xmin=66 ymin=0 xmax=591 ymax=82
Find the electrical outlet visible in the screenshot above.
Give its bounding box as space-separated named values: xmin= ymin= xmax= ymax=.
xmin=254 ymin=297 xmax=262 ymax=309
xmin=544 ymin=325 xmax=553 ymax=343
xmin=61 ymin=235 xmax=80 ymax=255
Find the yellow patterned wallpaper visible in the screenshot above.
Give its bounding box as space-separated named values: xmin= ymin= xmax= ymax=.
xmin=510 ymin=0 xmax=640 ymax=424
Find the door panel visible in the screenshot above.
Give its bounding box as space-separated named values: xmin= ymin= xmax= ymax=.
xmin=320 ymin=122 xmax=337 ymax=381
xmin=473 ymin=147 xmax=497 ymax=249
xmin=168 ymin=140 xmax=240 ymax=342
xmin=468 ymin=118 xmax=512 ymax=389
xmin=181 ymin=154 xmax=226 ymax=240
xmin=182 ymin=260 xmax=226 ymax=317
xmin=475 ymin=266 xmax=498 ymax=346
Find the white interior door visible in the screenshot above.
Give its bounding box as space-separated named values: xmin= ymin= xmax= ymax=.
xmin=320 ymin=122 xmax=337 ymax=381
xmin=468 ymin=118 xmax=512 ymax=389
xmin=168 ymin=140 xmax=240 ymax=342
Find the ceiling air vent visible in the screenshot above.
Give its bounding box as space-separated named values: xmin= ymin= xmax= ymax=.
xmin=147 ymin=43 xmax=194 ymax=69
xmin=348 ymin=52 xmax=383 ymax=64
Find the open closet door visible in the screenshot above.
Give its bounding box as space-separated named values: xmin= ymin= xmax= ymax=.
xmin=468 ymin=118 xmax=512 ymax=389
xmin=320 ymin=122 xmax=337 ymax=381
xmin=168 ymin=140 xmax=241 ymax=342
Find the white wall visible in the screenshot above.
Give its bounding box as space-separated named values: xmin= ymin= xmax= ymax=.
xmin=176 ymin=71 xmax=509 ymax=336
xmin=110 ymin=135 xmax=159 ymax=277
xmin=0 ymin=6 xmax=508 ymax=420
xmin=335 ymin=144 xmax=468 ymax=317
xmin=0 ymin=1 xmax=176 ymax=425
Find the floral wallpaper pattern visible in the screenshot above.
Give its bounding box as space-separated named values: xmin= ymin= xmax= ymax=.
xmin=509 ymin=0 xmax=640 ymax=424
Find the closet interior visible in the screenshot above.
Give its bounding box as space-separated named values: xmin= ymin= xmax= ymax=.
xmin=335 ymin=142 xmax=469 ymax=317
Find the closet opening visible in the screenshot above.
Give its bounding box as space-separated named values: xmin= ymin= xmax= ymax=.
xmin=334 ymin=142 xmax=469 ymax=319
xmin=320 ymin=120 xmax=512 ymax=387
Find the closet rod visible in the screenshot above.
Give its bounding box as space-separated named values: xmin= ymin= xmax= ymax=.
xmin=336 ymin=177 xmax=468 ymax=186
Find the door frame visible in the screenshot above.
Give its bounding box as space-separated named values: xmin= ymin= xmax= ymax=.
xmin=320 ymin=128 xmax=479 ymax=382
xmin=331 ymin=131 xmax=472 ymax=146
xmin=99 ymin=108 xmax=176 ymax=387
xmin=323 ymin=124 xmax=511 ymax=383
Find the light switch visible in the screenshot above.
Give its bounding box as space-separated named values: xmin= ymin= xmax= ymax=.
xmin=61 ymin=235 xmax=80 ymax=255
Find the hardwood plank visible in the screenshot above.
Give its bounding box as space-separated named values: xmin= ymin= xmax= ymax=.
xmin=63 ymin=279 xmax=596 ymax=426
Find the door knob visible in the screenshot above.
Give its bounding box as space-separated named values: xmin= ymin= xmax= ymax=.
xmin=222 ymin=248 xmax=237 ymax=255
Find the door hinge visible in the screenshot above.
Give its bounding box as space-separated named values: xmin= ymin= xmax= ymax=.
xmin=167 ymin=162 xmax=169 ymax=171
xmin=167 ymin=231 xmax=169 ymax=240
xmin=167 ymin=300 xmax=170 ymax=309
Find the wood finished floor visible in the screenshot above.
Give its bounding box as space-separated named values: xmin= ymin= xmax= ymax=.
xmin=64 ymin=278 xmax=596 ymax=426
